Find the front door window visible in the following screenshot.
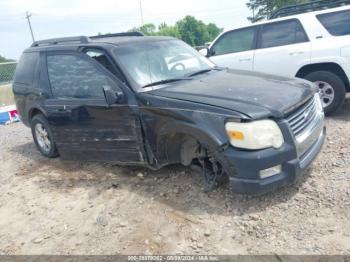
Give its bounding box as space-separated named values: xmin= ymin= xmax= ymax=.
xmin=211 ymin=27 xmax=256 ymax=56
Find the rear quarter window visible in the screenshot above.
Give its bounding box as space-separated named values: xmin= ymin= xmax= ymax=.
xmin=317 ymin=10 xmax=350 ymax=36
xmin=13 ymin=52 xmax=39 ymax=85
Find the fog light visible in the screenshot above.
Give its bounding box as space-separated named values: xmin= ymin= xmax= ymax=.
xmin=259 ymin=165 xmax=282 ymax=179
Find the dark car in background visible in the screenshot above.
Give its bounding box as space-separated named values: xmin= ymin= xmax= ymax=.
xmin=12 ymin=33 xmax=325 ymax=194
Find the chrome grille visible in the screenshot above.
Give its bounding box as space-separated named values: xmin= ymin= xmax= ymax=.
xmin=286 ymin=97 xmax=317 ymax=137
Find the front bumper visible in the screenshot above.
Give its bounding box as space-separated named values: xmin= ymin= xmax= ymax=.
xmin=220 ymin=117 xmax=325 ymax=195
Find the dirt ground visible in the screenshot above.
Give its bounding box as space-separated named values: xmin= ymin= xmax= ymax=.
xmin=0 ymin=99 xmax=350 ymax=255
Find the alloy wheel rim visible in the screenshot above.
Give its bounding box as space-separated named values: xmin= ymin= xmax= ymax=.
xmin=314 ymin=81 xmax=335 ymax=108
xmin=35 ymin=123 xmax=51 ymax=152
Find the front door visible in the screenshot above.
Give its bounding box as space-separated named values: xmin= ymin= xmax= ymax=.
xmin=42 ymin=51 xmax=146 ymax=164
xmin=208 ymin=26 xmax=257 ymax=70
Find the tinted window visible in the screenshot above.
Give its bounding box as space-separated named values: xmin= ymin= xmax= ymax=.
xmin=13 ymin=52 xmax=39 ymax=84
xmin=260 ymin=19 xmax=308 ymax=49
xmin=47 ymin=54 xmax=111 ymax=99
xmin=211 ymin=27 xmax=256 ymax=56
xmin=317 ymin=10 xmax=350 ymax=36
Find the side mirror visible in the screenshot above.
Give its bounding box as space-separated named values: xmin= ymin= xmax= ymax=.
xmin=103 ymin=86 xmax=124 ymax=105
xmin=199 ymin=48 xmax=209 ymax=57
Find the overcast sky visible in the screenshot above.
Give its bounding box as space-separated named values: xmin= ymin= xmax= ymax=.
xmin=0 ymin=0 xmax=252 ymax=60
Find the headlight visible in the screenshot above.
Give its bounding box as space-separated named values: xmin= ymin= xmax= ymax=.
xmin=225 ymin=120 xmax=284 ymax=150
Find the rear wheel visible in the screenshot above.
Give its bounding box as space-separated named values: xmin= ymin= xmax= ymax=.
xmin=304 ymin=71 xmax=346 ymax=115
xmin=31 ymin=114 xmax=58 ymax=158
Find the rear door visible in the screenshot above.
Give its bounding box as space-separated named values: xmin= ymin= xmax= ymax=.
xmin=208 ymin=26 xmax=257 ymax=70
xmin=42 ymin=51 xmax=146 ymax=163
xmin=253 ymin=19 xmax=311 ymax=77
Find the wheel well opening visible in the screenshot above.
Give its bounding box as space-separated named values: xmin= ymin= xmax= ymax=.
xmin=29 ymin=108 xmax=43 ymax=122
xmin=160 ymin=132 xmax=230 ymax=192
xmin=296 ymin=63 xmax=350 ymax=91
xmin=160 ymin=133 xmax=200 ymax=166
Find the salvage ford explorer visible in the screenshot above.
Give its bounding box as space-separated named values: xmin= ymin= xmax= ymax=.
xmin=12 ymin=32 xmax=326 ymax=194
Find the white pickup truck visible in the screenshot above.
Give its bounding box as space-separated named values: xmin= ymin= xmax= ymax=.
xmin=201 ymin=4 xmax=350 ymax=114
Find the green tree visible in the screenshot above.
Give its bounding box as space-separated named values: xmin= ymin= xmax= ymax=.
xmin=129 ymin=16 xmax=223 ymax=47
xmin=176 ymin=16 xmax=206 ymax=46
xmin=175 ymin=16 xmax=223 ymax=46
xmin=246 ymin=0 xmax=312 ymax=22
xmin=157 ymin=23 xmax=180 ymax=38
xmin=206 ymin=23 xmax=222 ymax=43
xmin=0 ymin=55 xmax=15 ymax=63
xmin=129 ymin=23 xmax=156 ymax=35
xmin=139 ymin=23 xmax=157 ymax=35
xmin=0 ymin=55 xmax=10 ymax=63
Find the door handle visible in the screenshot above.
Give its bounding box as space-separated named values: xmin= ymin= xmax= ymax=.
xmin=289 ymin=51 xmax=304 ymax=55
xmin=57 ymin=109 xmax=72 ymax=114
xmin=239 ymin=58 xmax=251 ymax=62
xmin=57 ymin=105 xmax=72 ymax=113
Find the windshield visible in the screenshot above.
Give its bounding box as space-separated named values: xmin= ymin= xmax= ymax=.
xmin=113 ymin=39 xmax=215 ymax=88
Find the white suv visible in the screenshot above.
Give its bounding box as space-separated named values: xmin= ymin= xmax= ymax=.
xmin=201 ymin=5 xmax=350 ymax=114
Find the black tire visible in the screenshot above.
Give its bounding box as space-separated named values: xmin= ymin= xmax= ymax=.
xmin=304 ymin=71 xmax=346 ymax=115
xmin=31 ymin=114 xmax=58 ymax=158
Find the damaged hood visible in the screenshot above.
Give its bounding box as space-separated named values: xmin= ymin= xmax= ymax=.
xmin=148 ymin=69 xmax=316 ymax=119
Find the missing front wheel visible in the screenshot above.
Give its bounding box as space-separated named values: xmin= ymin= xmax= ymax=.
xmin=191 ymin=148 xmax=228 ymax=192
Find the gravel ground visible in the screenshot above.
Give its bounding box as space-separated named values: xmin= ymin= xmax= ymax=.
xmin=0 ymin=99 xmax=350 ymax=255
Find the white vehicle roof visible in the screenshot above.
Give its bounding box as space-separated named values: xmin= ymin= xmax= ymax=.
xmin=222 ymin=5 xmax=350 ymax=33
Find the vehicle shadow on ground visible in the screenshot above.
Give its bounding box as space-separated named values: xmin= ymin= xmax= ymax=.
xmin=331 ymin=96 xmax=350 ymax=121
xmin=12 ymin=141 xmax=311 ymax=217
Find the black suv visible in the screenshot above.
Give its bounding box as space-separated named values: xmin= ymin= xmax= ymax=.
xmin=13 ymin=33 xmax=325 ymax=194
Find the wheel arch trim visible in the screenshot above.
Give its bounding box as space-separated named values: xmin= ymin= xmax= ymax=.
xmin=295 ymin=62 xmax=350 ymax=91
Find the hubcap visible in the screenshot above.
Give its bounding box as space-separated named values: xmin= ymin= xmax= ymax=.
xmin=35 ymin=123 xmax=51 ymax=152
xmin=314 ymin=81 xmax=335 ymax=108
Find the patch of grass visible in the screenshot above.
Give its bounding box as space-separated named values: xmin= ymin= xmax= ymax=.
xmin=0 ymin=84 xmax=14 ymax=106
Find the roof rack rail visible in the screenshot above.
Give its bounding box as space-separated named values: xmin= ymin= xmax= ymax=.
xmin=270 ymin=0 xmax=350 ymax=19
xmin=31 ymin=36 xmax=89 ymax=47
xmin=90 ymin=31 xmax=144 ymax=39
xmin=30 ymin=32 xmax=144 ymax=48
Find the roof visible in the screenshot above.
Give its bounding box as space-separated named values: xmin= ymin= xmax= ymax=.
xmin=269 ymin=4 xmax=350 ymax=21
xmin=216 ymin=4 xmax=350 ymax=35
xmin=270 ymin=0 xmax=350 ymax=19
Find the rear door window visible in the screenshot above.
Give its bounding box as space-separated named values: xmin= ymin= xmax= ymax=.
xmin=13 ymin=52 xmax=39 ymax=84
xmin=47 ymin=54 xmax=111 ymax=99
xmin=317 ymin=10 xmax=350 ymax=36
xmin=211 ymin=27 xmax=257 ymax=56
xmin=259 ymin=19 xmax=308 ymax=49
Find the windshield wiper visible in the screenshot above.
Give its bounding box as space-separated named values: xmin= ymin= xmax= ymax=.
xmin=142 ymin=78 xmax=191 ymax=88
xmin=186 ymin=67 xmax=223 ymax=77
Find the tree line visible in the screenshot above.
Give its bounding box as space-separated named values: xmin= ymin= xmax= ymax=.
xmin=131 ymin=0 xmax=316 ymax=45
xmin=129 ymin=15 xmax=223 ymax=47
xmin=0 ymin=55 xmax=14 ymax=63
